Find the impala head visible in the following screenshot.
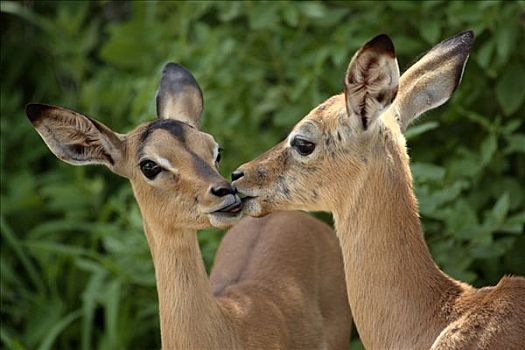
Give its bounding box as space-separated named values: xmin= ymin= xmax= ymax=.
xmin=27 ymin=63 xmax=242 ymax=230
xmin=233 ymin=31 xmax=474 ymax=217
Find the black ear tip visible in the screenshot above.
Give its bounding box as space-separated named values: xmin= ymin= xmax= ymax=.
xmin=163 ymin=62 xmax=184 ymax=72
xmin=441 ymin=30 xmax=475 ymax=52
xmin=456 ymin=30 xmax=475 ymax=47
xmin=25 ymin=103 xmax=51 ymax=124
xmin=463 ymin=30 xmax=475 ymax=48
xmin=161 ymin=62 xmax=194 ymax=79
xmin=462 ymin=30 xmax=475 ymax=39
xmin=159 ymin=62 xmax=201 ymax=91
xmin=364 ymin=34 xmax=395 ymax=57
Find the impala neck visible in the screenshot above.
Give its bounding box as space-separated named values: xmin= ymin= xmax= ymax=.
xmin=143 ymin=221 xmax=237 ymax=349
xmin=332 ymin=142 xmax=457 ymax=348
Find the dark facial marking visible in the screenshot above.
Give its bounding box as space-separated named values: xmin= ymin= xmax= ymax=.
xmin=138 ymin=119 xmax=188 ymax=159
xmin=256 ymin=167 xmax=268 ymax=180
xmin=141 ymin=119 xmax=187 ymax=143
xmin=282 ymin=184 xmax=291 ymax=198
xmin=189 ymin=149 xmax=220 ymax=181
xmin=337 ymin=131 xmax=342 ymax=141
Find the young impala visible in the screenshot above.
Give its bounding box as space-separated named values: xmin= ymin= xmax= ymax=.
xmin=26 ymin=63 xmax=352 ymax=349
xmin=232 ymin=32 xmax=525 ymax=349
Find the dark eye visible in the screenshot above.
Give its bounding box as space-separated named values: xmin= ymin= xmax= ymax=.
xmin=140 ymin=160 xmax=162 ymax=180
xmin=216 ymin=147 xmax=223 ymax=163
xmin=291 ymin=137 xmax=316 ymax=156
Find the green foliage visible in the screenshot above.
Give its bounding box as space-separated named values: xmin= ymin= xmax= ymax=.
xmin=1 ymin=1 xmax=524 ymax=349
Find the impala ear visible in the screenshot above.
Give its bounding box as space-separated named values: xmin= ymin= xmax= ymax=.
xmin=393 ymin=31 xmax=474 ymax=131
xmin=156 ymin=62 xmax=203 ymax=129
xmin=26 ymin=103 xmax=127 ymax=176
xmin=344 ymin=34 xmax=399 ymax=131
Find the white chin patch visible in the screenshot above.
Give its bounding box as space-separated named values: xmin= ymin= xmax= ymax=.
xmin=208 ymin=213 xmax=242 ymax=229
xmin=241 ymin=198 xmax=264 ymax=217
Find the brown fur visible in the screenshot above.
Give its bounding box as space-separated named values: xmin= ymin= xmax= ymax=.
xmin=26 ymin=63 xmax=351 ymax=349
xmin=233 ymin=33 xmax=525 ymax=349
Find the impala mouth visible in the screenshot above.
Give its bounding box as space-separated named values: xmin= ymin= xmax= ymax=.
xmin=211 ymin=197 xmax=243 ymax=215
xmin=238 ymin=192 xmax=257 ymax=203
xmin=235 ymin=190 xmax=264 ymax=217
xmin=208 ymin=196 xmax=243 ymax=229
xmin=235 ymin=186 xmax=259 ymax=200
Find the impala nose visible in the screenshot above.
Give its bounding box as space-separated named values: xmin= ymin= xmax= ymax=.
xmin=231 ymin=170 xmax=244 ymax=182
xmin=210 ymin=183 xmax=236 ymax=197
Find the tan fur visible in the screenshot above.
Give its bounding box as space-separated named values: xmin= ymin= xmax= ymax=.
xmin=233 ymin=33 xmax=525 ymax=349
xmin=26 ymin=64 xmax=351 ymax=349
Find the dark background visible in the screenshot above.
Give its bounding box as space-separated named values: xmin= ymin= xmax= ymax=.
xmin=1 ymin=1 xmax=524 ymax=349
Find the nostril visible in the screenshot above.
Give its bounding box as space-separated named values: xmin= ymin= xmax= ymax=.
xmin=211 ymin=185 xmax=234 ymax=197
xmin=231 ymin=170 xmax=244 ymax=182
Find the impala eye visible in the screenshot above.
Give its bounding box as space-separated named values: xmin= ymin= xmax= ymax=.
xmin=291 ymin=137 xmax=316 ymax=156
xmin=216 ymin=147 xmax=223 ymax=163
xmin=140 ymin=159 xmax=162 ymax=180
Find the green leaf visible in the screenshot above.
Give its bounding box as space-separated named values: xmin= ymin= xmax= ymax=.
xmin=299 ymin=2 xmax=326 ymax=19
xmin=495 ymin=64 xmax=525 ymax=116
xmin=502 ymin=119 xmax=522 ymax=135
xmin=411 ymin=162 xmax=446 ymax=182
xmin=283 ymin=5 xmax=299 ymax=27
xmin=495 ymin=21 xmax=518 ymax=64
xmin=419 ymin=180 xmax=468 ymax=216
xmin=37 ymin=310 xmax=81 ymax=350
xmin=0 ymin=328 xmax=27 ymax=350
xmin=492 ymin=193 xmax=510 ymax=223
xmin=420 ymin=21 xmax=441 ymax=44
xmin=484 ymin=193 xmax=510 ymax=230
xmin=480 ymin=133 xmax=497 ymax=165
xmin=104 ymin=280 xmax=121 ymax=349
xmin=248 ymin=4 xmax=279 ymax=29
xmin=507 ymin=211 xmax=525 ymax=226
xmin=82 ymin=271 xmax=107 ymax=350
xmin=504 ymin=134 xmax=525 ymax=154
xmin=470 ymin=240 xmax=509 ymax=259
xmin=405 ymin=121 xmax=439 ymax=140
xmin=0 ymin=216 xmax=44 ymax=292
xmin=445 ymin=200 xmax=480 ymax=239
xmin=476 ymin=39 xmax=495 ymax=70
xmin=218 ymin=2 xmax=242 ymax=22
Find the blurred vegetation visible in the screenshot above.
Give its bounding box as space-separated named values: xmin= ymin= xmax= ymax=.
xmin=1 ymin=1 xmax=524 ymax=349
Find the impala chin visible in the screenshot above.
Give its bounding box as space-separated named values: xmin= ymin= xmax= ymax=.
xmin=205 ymin=195 xmax=243 ymax=229
xmin=240 ymin=196 xmax=266 ymax=217
xmin=207 ymin=211 xmax=242 ymax=229
xmin=232 ymin=186 xmax=267 ymax=217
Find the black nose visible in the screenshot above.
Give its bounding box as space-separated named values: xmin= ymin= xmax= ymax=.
xmin=231 ymin=170 xmax=244 ymax=182
xmin=210 ymin=183 xmax=235 ymax=197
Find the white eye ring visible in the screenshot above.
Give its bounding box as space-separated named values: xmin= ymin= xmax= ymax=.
xmin=213 ymin=145 xmax=222 ymax=164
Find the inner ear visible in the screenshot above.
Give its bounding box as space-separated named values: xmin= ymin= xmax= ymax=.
xmin=26 ymin=104 xmax=126 ymax=175
xmin=344 ymin=34 xmax=399 ymax=130
xmin=156 ymin=63 xmax=203 ymax=129
xmin=393 ymin=31 xmax=474 ymax=131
